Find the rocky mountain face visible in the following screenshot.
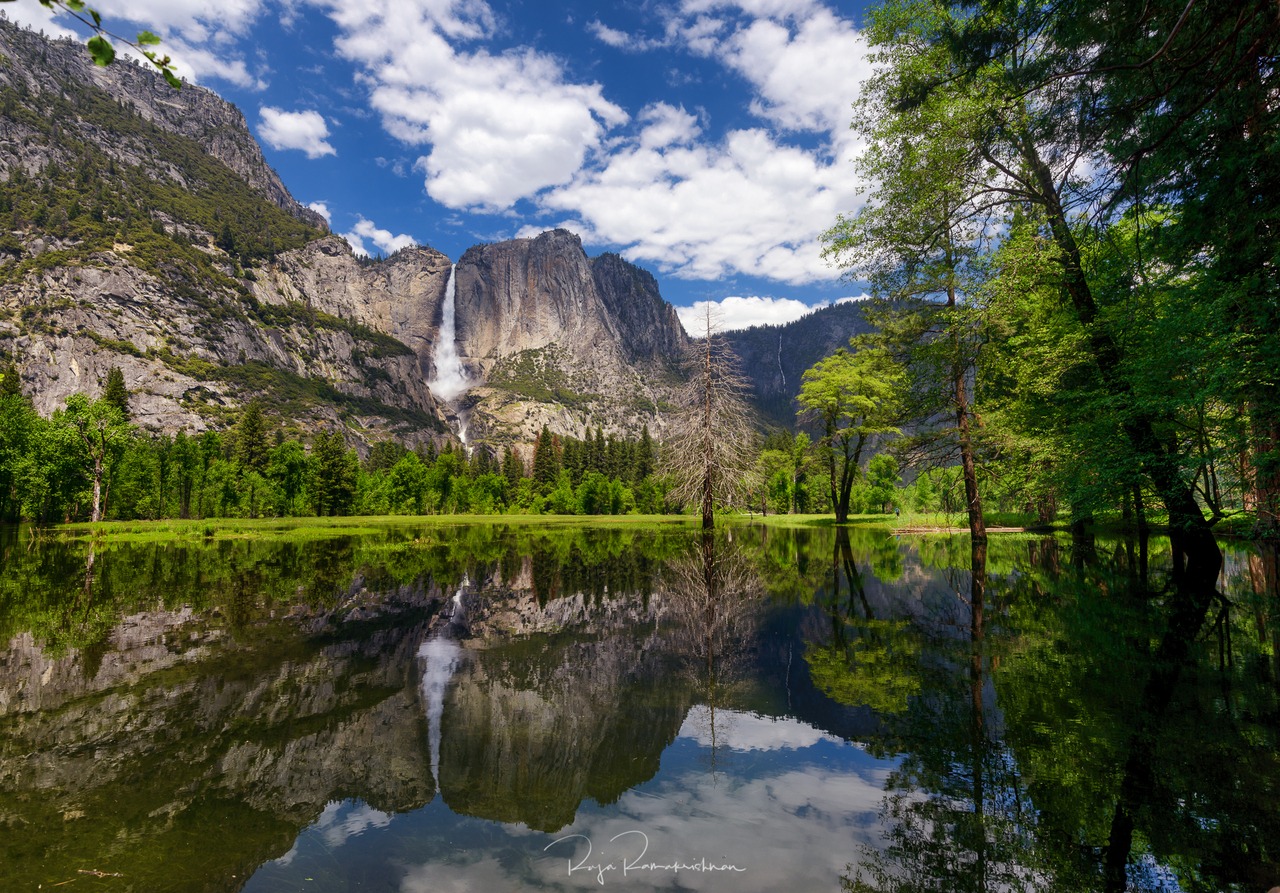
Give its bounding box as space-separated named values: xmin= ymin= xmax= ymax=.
xmin=0 ymin=20 xmax=696 ymax=449
xmin=0 ymin=19 xmax=860 ymax=452
xmin=451 ymin=230 xmax=688 ymax=444
xmin=724 ymin=301 xmax=874 ymax=427
xmin=0 ymin=17 xmax=324 ymax=229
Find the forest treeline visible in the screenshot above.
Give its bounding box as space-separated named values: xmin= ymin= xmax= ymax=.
xmin=0 ymin=360 xmax=984 ymax=523
xmin=0 ymin=363 xmax=897 ymax=522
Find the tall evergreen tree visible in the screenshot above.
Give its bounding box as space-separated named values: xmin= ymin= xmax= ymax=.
xmin=232 ymin=400 xmax=268 ymax=474
xmin=532 ymin=426 xmax=560 ymax=489
xmin=101 ymin=366 xmax=130 ymax=420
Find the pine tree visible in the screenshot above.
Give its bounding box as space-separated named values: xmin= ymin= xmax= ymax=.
xmin=501 ymin=445 xmax=525 ymax=489
xmin=101 ymin=366 xmax=130 ymax=420
xmin=232 ymin=400 xmax=269 ymax=474
xmin=532 ymin=426 xmax=560 ymax=489
xmin=635 ymin=425 xmax=655 ymax=482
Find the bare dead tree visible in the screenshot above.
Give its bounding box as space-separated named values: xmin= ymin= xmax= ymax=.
xmin=664 ymin=306 xmax=760 ymax=529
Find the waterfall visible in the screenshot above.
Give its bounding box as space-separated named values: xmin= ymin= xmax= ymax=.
xmin=418 ymin=578 xmax=468 ymax=792
xmin=429 ymin=264 xmax=469 ymax=402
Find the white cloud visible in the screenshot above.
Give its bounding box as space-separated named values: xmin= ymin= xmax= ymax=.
xmin=678 ymin=708 xmax=842 ymax=750
xmin=87 ymin=0 xmax=268 ymax=87
xmin=677 ymin=295 xmax=825 ymax=334
xmin=587 ymin=19 xmax=668 ymax=52
xmin=307 ymin=201 xmax=333 ymax=225
xmin=258 ymin=107 xmax=337 ymax=158
xmin=542 ymin=124 xmax=857 ymax=283
xmin=341 ymin=217 xmax=417 ymax=257
xmin=315 ymin=0 xmax=626 ymax=210
xmin=537 ymin=3 xmax=872 ymax=286
xmin=587 ymin=20 xmax=632 ymax=48
xmin=709 ymin=8 xmax=872 ymax=134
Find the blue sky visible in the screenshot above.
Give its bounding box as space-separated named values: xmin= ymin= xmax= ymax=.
xmin=16 ymin=0 xmax=876 ymax=331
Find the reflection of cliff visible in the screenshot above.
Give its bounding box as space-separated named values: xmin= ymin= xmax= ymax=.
xmin=0 ymin=586 xmax=438 ymax=892
xmin=437 ymin=584 xmax=692 ymax=832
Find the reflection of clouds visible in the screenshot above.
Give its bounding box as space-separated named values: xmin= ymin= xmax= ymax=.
xmin=533 ymin=761 xmax=891 ymax=892
xmin=402 ymin=856 xmax=532 ymax=893
xmin=315 ymin=800 xmax=393 ymax=849
xmin=390 ymin=727 xmax=894 ymax=893
xmin=678 ymin=707 xmax=842 ymax=752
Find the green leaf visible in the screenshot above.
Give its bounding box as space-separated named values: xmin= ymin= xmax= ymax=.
xmin=86 ymin=35 xmax=115 ymax=67
xmin=89 ymin=9 xmax=100 ymax=27
xmin=162 ymin=68 xmax=182 ymax=90
xmin=136 ymin=30 xmax=161 ymax=46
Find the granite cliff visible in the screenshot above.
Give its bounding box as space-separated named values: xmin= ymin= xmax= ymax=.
xmin=0 ymin=18 xmax=867 ymax=452
xmin=0 ymin=19 xmax=694 ymax=449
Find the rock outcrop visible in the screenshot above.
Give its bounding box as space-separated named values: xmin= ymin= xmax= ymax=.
xmin=0 ymin=20 xmax=324 ymax=229
xmin=4 ymin=18 xmax=862 ymax=453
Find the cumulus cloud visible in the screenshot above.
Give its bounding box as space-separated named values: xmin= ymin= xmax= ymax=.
xmin=314 ymin=0 xmax=626 ymax=210
xmin=586 ymin=19 xmax=668 ymax=52
xmin=259 ymin=107 xmax=337 ymax=158
xmin=543 ymin=124 xmax=855 ymax=283
xmin=341 ymin=217 xmax=418 ymax=257
xmin=307 ymin=201 xmax=333 ymax=225
xmin=85 ymin=0 xmax=268 ymax=87
xmin=708 ymin=7 xmax=872 ymax=135
xmin=677 ymin=295 xmax=825 ymax=334
xmin=539 ymin=3 xmax=871 ymax=285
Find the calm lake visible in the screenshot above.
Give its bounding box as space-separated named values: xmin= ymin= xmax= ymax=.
xmin=0 ymin=522 xmax=1276 ymax=892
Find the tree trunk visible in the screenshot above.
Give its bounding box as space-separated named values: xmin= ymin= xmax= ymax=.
xmin=947 ymin=247 xmax=987 ymax=547
xmin=91 ymin=452 xmax=103 ymax=523
xmin=1021 ymin=139 xmax=1213 ymax=540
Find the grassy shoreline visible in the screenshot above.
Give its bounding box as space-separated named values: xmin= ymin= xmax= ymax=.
xmin=19 ymin=507 xmax=1258 ymax=542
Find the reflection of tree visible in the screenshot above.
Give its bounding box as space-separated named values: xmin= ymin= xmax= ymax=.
xmin=840 ymin=523 xmax=1258 ymax=893
xmin=665 ymin=531 xmax=764 ymax=758
xmin=807 ymin=527 xmax=921 ymax=716
xmin=840 ymin=524 xmax=1046 ymax=893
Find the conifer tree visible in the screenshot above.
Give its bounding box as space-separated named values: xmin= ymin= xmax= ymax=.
xmin=101 ymin=366 xmax=130 ymax=420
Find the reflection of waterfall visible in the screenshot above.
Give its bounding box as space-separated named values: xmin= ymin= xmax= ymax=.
xmin=418 ymin=579 xmax=468 ymax=791
xmin=429 ymin=264 xmax=470 ymax=404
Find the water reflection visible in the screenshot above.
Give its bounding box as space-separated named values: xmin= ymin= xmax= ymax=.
xmin=0 ymin=524 xmax=1276 ymax=892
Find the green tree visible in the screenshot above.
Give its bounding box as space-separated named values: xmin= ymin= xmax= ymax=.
xmin=866 ymin=454 xmax=901 ymax=515
xmin=798 ymin=347 xmax=903 ymax=523
xmin=101 ymin=366 xmax=129 ymax=420
xmin=634 ymin=424 xmax=656 ymax=482
xmin=60 ymin=393 xmax=132 ymax=522
xmin=0 ymin=361 xmax=23 ymax=399
xmin=232 ymin=400 xmax=269 ymax=475
xmin=532 ymin=426 xmax=560 ymax=491
xmin=310 ymin=430 xmax=356 ymax=516
xmin=501 ymin=445 xmax=524 ymax=492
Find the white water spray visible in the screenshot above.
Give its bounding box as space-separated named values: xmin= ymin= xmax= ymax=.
xmin=429 ymin=264 xmax=469 ymax=403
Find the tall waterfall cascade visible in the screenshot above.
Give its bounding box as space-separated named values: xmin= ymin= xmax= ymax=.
xmin=429 ymin=264 xmax=469 ymax=403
